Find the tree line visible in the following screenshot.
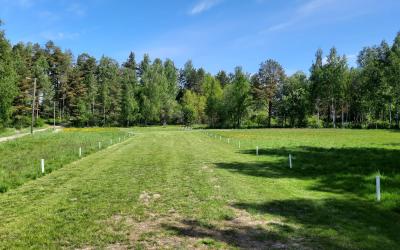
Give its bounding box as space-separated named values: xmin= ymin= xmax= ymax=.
xmin=0 ymin=23 xmax=399 ymax=129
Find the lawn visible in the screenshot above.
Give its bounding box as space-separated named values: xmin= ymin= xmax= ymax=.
xmin=0 ymin=128 xmax=399 ymax=249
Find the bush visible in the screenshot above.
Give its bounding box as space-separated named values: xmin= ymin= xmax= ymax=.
xmin=308 ymin=115 xmax=323 ymax=128
xmin=34 ymin=117 xmax=45 ymax=128
xmin=13 ymin=115 xmax=31 ymax=129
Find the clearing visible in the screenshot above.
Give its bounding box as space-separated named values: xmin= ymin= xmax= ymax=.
xmin=0 ymin=127 xmax=399 ymax=249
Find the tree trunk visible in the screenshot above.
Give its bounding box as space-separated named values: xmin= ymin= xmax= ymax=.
xmin=341 ymin=104 xmax=344 ymax=128
xmin=395 ymin=96 xmax=399 ymax=129
xmin=103 ymin=105 xmax=106 ymax=126
xmin=332 ymin=98 xmax=336 ymax=128
xmin=389 ymin=99 xmax=392 ymax=128
xmin=268 ymin=100 xmax=272 ymax=128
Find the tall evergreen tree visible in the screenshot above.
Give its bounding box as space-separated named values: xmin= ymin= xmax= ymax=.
xmin=0 ymin=23 xmax=17 ymax=127
xmin=256 ymin=59 xmax=286 ymax=127
xmin=120 ymin=52 xmax=139 ymax=126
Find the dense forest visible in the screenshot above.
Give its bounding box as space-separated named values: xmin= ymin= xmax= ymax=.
xmin=0 ymin=22 xmax=399 ymax=128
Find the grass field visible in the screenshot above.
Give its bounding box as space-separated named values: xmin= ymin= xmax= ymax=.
xmin=0 ymin=128 xmax=129 ymax=192
xmin=0 ymin=127 xmax=399 ymax=249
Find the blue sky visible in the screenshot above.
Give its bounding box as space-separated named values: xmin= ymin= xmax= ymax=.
xmin=0 ymin=0 xmax=399 ymax=75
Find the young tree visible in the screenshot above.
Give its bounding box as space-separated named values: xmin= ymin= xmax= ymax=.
xmin=181 ymin=90 xmax=197 ymax=126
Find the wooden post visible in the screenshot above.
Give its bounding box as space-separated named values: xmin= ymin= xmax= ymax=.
xmin=376 ymin=176 xmax=381 ymax=202
xmin=41 ymin=159 xmax=45 ymax=173
xmin=289 ymin=154 xmax=292 ymax=168
xmin=53 ymin=101 xmax=56 ymax=130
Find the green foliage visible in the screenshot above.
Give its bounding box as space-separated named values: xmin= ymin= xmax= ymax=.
xmin=0 ymin=27 xmax=17 ymax=127
xmin=181 ymin=90 xmax=205 ymax=125
xmin=221 ymin=67 xmax=251 ymax=128
xmin=278 ymin=72 xmax=310 ymax=127
xmin=0 ymin=22 xmax=399 ymax=129
xmin=203 ymin=74 xmax=223 ymax=127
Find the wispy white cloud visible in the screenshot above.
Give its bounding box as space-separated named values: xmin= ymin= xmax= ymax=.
xmin=14 ymin=0 xmax=35 ymax=8
xmin=67 ymin=3 xmax=86 ymax=17
xmin=266 ymin=21 xmax=293 ymax=32
xmin=297 ymin=0 xmax=334 ymax=16
xmin=0 ymin=0 xmax=36 ymax=9
xmin=189 ymin=0 xmax=223 ymax=15
xmin=264 ymin=0 xmax=335 ymax=32
xmin=40 ymin=31 xmax=80 ymax=41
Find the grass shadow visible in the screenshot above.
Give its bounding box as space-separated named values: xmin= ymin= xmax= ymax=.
xmin=216 ymin=146 xmax=400 ymax=211
xmin=233 ymin=198 xmax=400 ymax=249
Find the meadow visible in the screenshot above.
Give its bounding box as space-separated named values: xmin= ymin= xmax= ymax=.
xmin=0 ymin=127 xmax=399 ymax=249
xmin=0 ymin=128 xmax=129 ymax=192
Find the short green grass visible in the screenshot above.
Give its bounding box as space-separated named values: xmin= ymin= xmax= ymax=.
xmin=0 ymin=127 xmax=129 ymax=192
xmin=0 ymin=128 xmax=399 ymax=249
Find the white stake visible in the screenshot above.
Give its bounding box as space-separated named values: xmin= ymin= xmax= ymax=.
xmin=376 ymin=176 xmax=381 ymax=202
xmin=110 ymin=139 xmax=113 ymax=145
xmin=228 ymin=138 xmax=230 ymax=144
xmin=41 ymin=159 xmax=45 ymax=173
xmin=256 ymin=146 xmax=259 ymax=156
xmin=289 ymin=154 xmax=292 ymax=168
xmin=98 ymin=142 xmax=101 ymax=149
xmin=79 ymin=147 xmax=82 ymax=157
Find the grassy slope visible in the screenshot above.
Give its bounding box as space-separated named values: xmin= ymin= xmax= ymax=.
xmin=0 ymin=128 xmax=128 ymax=192
xmin=0 ymin=128 xmax=399 ymax=249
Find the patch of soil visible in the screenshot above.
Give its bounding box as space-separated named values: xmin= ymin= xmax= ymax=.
xmin=101 ymin=206 xmax=306 ymax=249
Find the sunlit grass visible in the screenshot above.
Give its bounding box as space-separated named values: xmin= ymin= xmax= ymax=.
xmin=0 ymin=128 xmax=129 ymax=192
xmin=0 ymin=128 xmax=399 ymax=249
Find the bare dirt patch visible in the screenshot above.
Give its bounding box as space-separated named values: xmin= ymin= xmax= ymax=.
xmin=106 ymin=206 xmax=306 ymax=249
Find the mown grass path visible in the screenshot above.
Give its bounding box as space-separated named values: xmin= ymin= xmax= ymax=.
xmin=0 ymin=129 xmax=399 ymax=249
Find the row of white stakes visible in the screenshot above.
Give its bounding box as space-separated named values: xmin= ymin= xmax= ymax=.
xmin=39 ymin=134 xmax=133 ymax=174
xmin=204 ymin=130 xmax=382 ymax=202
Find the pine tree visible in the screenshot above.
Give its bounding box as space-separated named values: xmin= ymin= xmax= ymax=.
xmin=0 ymin=23 xmax=17 ymax=127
